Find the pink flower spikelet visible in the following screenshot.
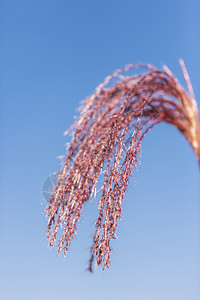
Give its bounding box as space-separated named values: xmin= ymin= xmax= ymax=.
xmin=45 ymin=61 xmax=200 ymax=271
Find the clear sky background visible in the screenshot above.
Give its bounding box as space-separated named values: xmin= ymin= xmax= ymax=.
xmin=0 ymin=1 xmax=200 ymax=299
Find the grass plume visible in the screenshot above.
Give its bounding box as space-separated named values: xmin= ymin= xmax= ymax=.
xmin=45 ymin=61 xmax=200 ymax=271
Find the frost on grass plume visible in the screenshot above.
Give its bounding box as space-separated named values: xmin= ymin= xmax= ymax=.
xmin=45 ymin=61 xmax=200 ymax=271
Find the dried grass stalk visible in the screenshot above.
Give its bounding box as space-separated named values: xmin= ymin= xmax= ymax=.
xmin=45 ymin=61 xmax=200 ymax=271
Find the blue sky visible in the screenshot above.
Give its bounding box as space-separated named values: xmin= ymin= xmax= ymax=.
xmin=0 ymin=0 xmax=199 ymax=299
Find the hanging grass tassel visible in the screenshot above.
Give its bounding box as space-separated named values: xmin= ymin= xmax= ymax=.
xmin=45 ymin=60 xmax=200 ymax=271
